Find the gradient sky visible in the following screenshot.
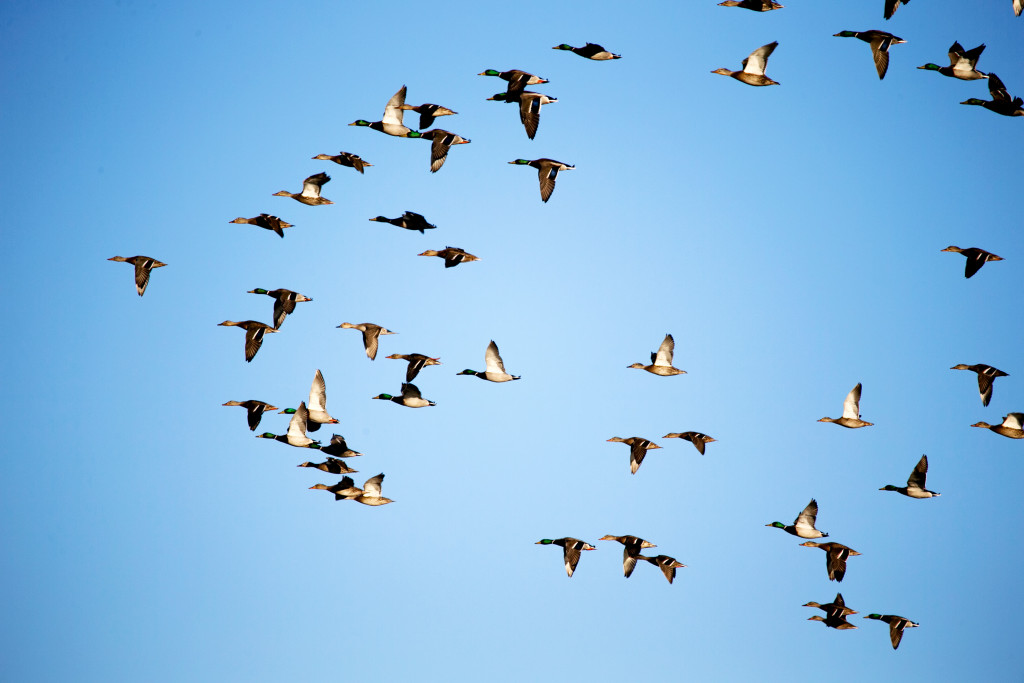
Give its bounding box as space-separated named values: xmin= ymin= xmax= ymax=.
xmin=3 ymin=1 xmax=1023 ymax=680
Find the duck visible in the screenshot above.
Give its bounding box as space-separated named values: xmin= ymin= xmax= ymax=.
xmin=607 ymin=436 xmax=662 ymax=475
xmin=312 ymin=473 xmax=393 ymax=505
xmin=228 ymin=214 xmax=293 ymax=238
xmin=336 ymin=322 xmax=396 ymax=360
xmin=818 ymin=383 xmax=873 ymax=428
xmin=372 ymin=383 xmax=436 ymax=408
xmin=534 ymin=537 xmax=595 ymax=577
xmin=971 ymin=413 xmax=1024 ymax=439
xmin=311 ymin=151 xmax=372 ymax=173
xmin=598 ymin=535 xmax=657 ymax=578
xmin=804 ymin=592 xmax=858 ymax=618
xmin=246 ymin=288 xmax=312 ymax=329
xmin=807 ymin=613 xmax=858 ymax=630
xmin=941 ymin=245 xmax=1004 ymax=278
xmin=717 ymin=0 xmax=783 ymax=10
xmin=309 ymin=476 xmax=363 ymax=500
xmin=418 ymin=246 xmax=480 ymax=268
xmin=256 ymin=401 xmax=320 ymax=448
xmin=417 ymin=128 xmax=470 ymax=173
xmin=637 ymin=555 xmax=687 ymax=584
xmin=479 ymin=69 xmax=548 ymax=96
xmin=508 ymin=158 xmax=574 ymax=203
xmin=833 ymin=30 xmax=905 ymax=80
xmin=319 ymin=434 xmax=363 ymax=458
xmin=766 ymin=499 xmax=829 ymax=538
xmin=399 ymin=102 xmax=457 ymax=131
xmin=457 ymin=340 xmax=520 ymax=382
xmin=799 ymin=541 xmax=861 ymax=582
xmin=662 ymin=431 xmax=716 ymax=455
xmin=279 ymin=369 xmax=339 ymax=432
xmin=107 ymin=255 xmax=166 ymax=296
xmin=883 ymin=0 xmax=909 ymax=19
xmin=961 ymin=73 xmax=1024 ymax=116
xmin=711 ymin=41 xmax=780 ymax=86
xmin=487 ymin=91 xmax=557 ymax=139
xmin=385 ymin=353 xmax=442 ymax=382
xmin=217 ymin=320 xmax=277 ymax=362
xmin=950 ymin=363 xmax=1009 ymax=406
xmin=222 ymin=400 xmax=278 ymax=431
xmin=880 ymin=455 xmax=940 ymax=498
xmin=864 ymin=614 xmax=919 ymax=650
xmin=917 ymin=42 xmax=987 ymax=80
xmin=370 ymin=211 xmax=436 ymax=233
xmin=272 ymin=172 xmax=333 ymax=205
xmin=551 ymin=43 xmax=621 ymax=60
xmin=349 ymin=85 xmax=424 ymax=137
xmin=298 ymin=457 xmax=357 ymax=475
xmin=628 ymin=334 xmax=686 ymax=376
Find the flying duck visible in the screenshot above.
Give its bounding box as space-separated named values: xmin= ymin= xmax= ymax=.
xmin=399 ymin=101 xmax=457 ymax=131
xmin=256 ymin=401 xmax=320 ymax=448
xmin=298 ymin=458 xmax=357 ymax=475
xmin=766 ymin=499 xmax=828 ymax=538
xmin=971 ymin=413 xmax=1024 ymax=439
xmin=107 ymin=255 xmax=166 ymax=296
xmin=711 ymin=41 xmax=780 ymax=86
xmin=961 ymin=73 xmax=1024 ymax=116
xmin=418 ymin=128 xmax=470 ymax=172
xmin=222 ymin=400 xmax=278 ymax=431
xmin=599 ymin=535 xmax=657 ymax=578
xmin=918 ymin=42 xmax=987 ymax=80
xmin=833 ymin=30 xmax=905 ymax=80
xmin=629 ymin=334 xmax=686 ymax=376
xmin=662 ymin=431 xmax=716 ymax=455
xmin=818 ymin=383 xmax=873 ymax=428
xmin=950 ymin=363 xmax=1008 ymax=406
xmin=880 ymin=455 xmax=940 ymax=498
xmin=804 ymin=593 xmax=858 ymax=618
xmin=319 ymin=434 xmax=363 ymax=458
xmin=487 ymin=91 xmax=557 ymax=139
xmin=370 ymin=211 xmax=436 ymax=233
xmin=371 ymin=383 xmax=436 ymax=408
xmin=717 ymin=0 xmax=783 ymax=10
xmin=508 ymin=158 xmax=574 ymax=202
xmin=247 ymin=288 xmax=312 ymax=329
xmin=229 ymin=214 xmax=293 ymax=238
xmin=479 ymin=69 xmax=548 ymax=96
xmin=311 ymin=151 xmax=372 ymax=173
xmin=607 ymin=436 xmax=662 ymax=475
xmin=385 ymin=353 xmax=442 ymax=382
xmin=535 ymin=537 xmax=595 ymax=577
xmin=336 ymin=322 xmax=396 ymax=360
xmin=418 ymin=246 xmax=480 ymax=268
xmin=457 ymin=340 xmax=520 ymax=382
xmin=349 ymin=85 xmax=423 ymax=137
xmin=637 ymin=555 xmax=687 ymax=584
xmin=279 ymin=369 xmax=339 ymax=432
xmin=864 ymin=614 xmax=919 ymax=649
xmin=799 ymin=542 xmax=861 ymax=582
xmin=551 ymin=43 xmax=621 ymax=60
xmin=217 ymin=320 xmax=277 ymax=362
xmin=941 ymin=246 xmax=1004 ymax=278
xmin=272 ymin=172 xmax=333 ymax=205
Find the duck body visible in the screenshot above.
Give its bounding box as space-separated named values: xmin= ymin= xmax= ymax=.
xmin=717 ymin=0 xmax=783 ymax=10
xmin=607 ymin=436 xmax=662 ymax=475
xmin=217 ymin=320 xmax=277 ymax=362
xmin=551 ymin=43 xmax=620 ymax=60
xmin=312 ymin=151 xmax=372 ymax=173
xmin=711 ymin=41 xmax=780 ymax=86
xmin=272 ymin=172 xmax=333 ymax=205
xmin=418 ymin=246 xmax=479 ymax=268
xmin=349 ymin=85 xmax=423 ymax=137
xmin=487 ymin=91 xmax=557 ymax=139
xmin=918 ymin=42 xmax=987 ymax=80
xmin=535 ymin=537 xmax=595 ymax=577
xmin=372 ymin=383 xmax=436 ymax=408
xmin=819 ymin=383 xmax=873 ymax=428
xmin=941 ymin=246 xmax=1004 ymax=278
xmin=508 ymin=158 xmax=574 ymax=202
xmin=864 ymin=614 xmax=918 ymax=649
xmin=337 ymin=322 xmax=396 ymax=360
xmin=479 ymin=69 xmax=548 ymax=96
xmin=951 ymin=363 xmax=1008 ymax=406
xmin=107 ymin=255 xmax=167 ymax=296
xmin=833 ymin=30 xmax=905 ymax=80
xmin=972 ymin=413 xmax=1024 ymax=439
xmin=370 ymin=211 xmax=436 ymax=233
xmin=808 ymin=614 xmax=858 ymax=630
xmin=298 ymin=457 xmax=357 ymax=475
xmin=229 ymin=214 xmax=293 ymax=238
xmin=599 ymin=535 xmax=657 ymax=578
xmin=767 ymin=498 xmax=828 ymax=538
xmin=256 ymin=401 xmax=320 ymax=448
xmin=385 ymin=353 xmax=442 ymax=382
xmin=312 ymin=473 xmax=392 ymax=505
xmin=399 ymin=102 xmax=457 ymax=131
xmin=799 ymin=541 xmax=861 ymax=582
xmin=457 ymin=340 xmax=520 ymax=382
xmin=280 ymin=369 xmax=339 ymax=432
xmin=629 ymin=334 xmax=686 ymax=376
xmin=961 ymin=73 xmax=1024 ymax=115
xmin=662 ymin=431 xmax=716 ymax=455
xmin=804 ymin=592 xmax=858 ymax=618
xmin=418 ymin=129 xmax=470 ymax=172
xmin=637 ymin=555 xmax=687 ymax=584
xmin=247 ymin=288 xmax=312 ymax=329
xmin=319 ymin=434 xmax=363 ymax=458
xmin=880 ymin=455 xmax=940 ymax=498
xmin=222 ymin=400 xmax=278 ymax=431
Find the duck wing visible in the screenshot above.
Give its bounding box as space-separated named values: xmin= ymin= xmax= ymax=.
xmin=428 ymin=130 xmax=458 ymax=173
xmin=537 ymin=162 xmax=559 ymax=202
xmin=629 ymin=439 xmax=652 ymax=475
xmin=561 ymin=540 xmax=583 ymax=577
xmin=301 ymin=173 xmax=329 ymax=199
xmin=1002 ymin=413 xmax=1024 ymax=430
xmin=308 ymin=369 xmax=329 ymax=414
xmin=519 ymin=94 xmax=542 ymax=139
xmin=870 ymin=35 xmax=897 ymax=79
xmin=907 ymin=454 xmax=929 ymax=490
xmin=842 ymin=383 xmax=862 ymax=420
xmin=361 ymin=325 xmax=382 ymax=360
xmin=401 ymin=383 xmax=424 ymax=400
xmin=654 ymin=334 xmax=675 ymax=367
xmin=271 ymin=293 xmax=296 ymax=330
xmin=742 ymin=41 xmax=777 ymax=76
xmin=484 ymin=340 xmax=507 ymax=374
xmin=286 ymin=402 xmax=310 ymax=440
xmin=794 ymin=499 xmax=820 ymax=533
xmin=382 ymin=86 xmax=407 ymax=126
xmin=244 ymin=324 xmax=268 ymax=362
xmin=988 ymin=73 xmax=1011 ymax=102
xmin=362 ymin=473 xmax=385 ymax=499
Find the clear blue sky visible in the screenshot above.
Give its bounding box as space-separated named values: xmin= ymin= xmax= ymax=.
xmin=3 ymin=1 xmax=1022 ymax=680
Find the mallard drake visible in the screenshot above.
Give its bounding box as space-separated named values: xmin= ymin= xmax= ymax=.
xmin=971 ymin=413 xmax=1024 ymax=439
xmin=833 ymin=30 xmax=905 ymax=80
xmin=884 ymin=0 xmax=909 ymax=19
xmin=951 ymin=363 xmax=1008 ymax=406
xmin=598 ymin=535 xmax=657 ymax=578
xmin=385 ymin=353 xmax=442 ymax=382
xmin=804 ymin=592 xmax=858 ymax=618
xmin=941 ymin=245 xmax=1004 ymax=278
xmin=417 ymin=128 xmax=470 ymax=173
xmin=309 ymin=476 xmax=363 ymax=500
xmin=535 ymin=537 xmax=595 ymax=577
xmin=272 ymin=172 xmax=333 ymax=205
xmin=711 ymin=41 xmax=780 ymax=86
xmin=607 ymin=436 xmax=662 ymax=475
xmin=508 ymin=158 xmax=574 ymax=202
xmin=479 ymin=69 xmax=548 ymax=96
xmin=319 ymin=434 xmax=363 ymax=458
xmin=457 ymin=340 xmax=520 ymax=382
xmin=311 ymin=151 xmax=372 ymax=173
xmin=418 ymin=246 xmax=480 ymax=268
xmin=628 ymin=334 xmax=686 ymax=376
xmin=399 ymin=102 xmax=457 ymax=131
xmin=551 ymin=43 xmax=621 ymax=60
xmin=229 ymin=214 xmax=293 ymax=238
xmin=336 ymin=322 xmax=396 ymax=360
xmin=918 ymin=42 xmax=987 ymax=80
xmin=799 ymin=541 xmax=861 ymax=582
xmin=488 ymin=91 xmax=557 ymax=140
xmin=766 ymin=499 xmax=829 ymax=538
xmin=662 ymin=431 xmax=716 ymax=455
xmin=961 ymin=73 xmax=1024 ymax=116
xmin=279 ymin=369 xmax=338 ymax=432
xmin=247 ymin=288 xmax=312 ymax=329
xmin=372 ymin=382 xmax=436 ymax=407
xmin=298 ymin=457 xmax=357 ymax=475
xmin=217 ymin=320 xmax=277 ymax=362
xmin=864 ymin=614 xmax=919 ymax=649
xmin=349 ymin=85 xmax=423 ymax=137
xmin=107 ymin=255 xmax=166 ymax=296
xmin=818 ymin=383 xmax=873 ymax=428
xmin=717 ymin=0 xmax=783 ymax=10
xmin=808 ymin=613 xmax=858 ymax=630
xmin=370 ymin=211 xmax=436 ymax=233
xmin=637 ymin=555 xmax=687 ymax=584
xmin=256 ymin=401 xmax=320 ymax=448
xmin=312 ymin=473 xmax=393 ymax=505
xmin=222 ymin=400 xmax=278 ymax=431
xmin=880 ymin=455 xmax=940 ymax=498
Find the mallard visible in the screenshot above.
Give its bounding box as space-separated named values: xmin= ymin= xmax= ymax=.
xmin=534 ymin=537 xmax=595 ymax=577
xmin=971 ymin=413 xmax=1024 ymax=439
xmin=598 ymin=535 xmax=657 ymax=578
xmin=961 ymin=73 xmax=1024 ymax=116
xmin=717 ymin=0 xmax=783 ymax=10
xmin=918 ymin=42 xmax=987 ymax=80
xmin=399 ymin=101 xmax=458 ymax=131
xmin=279 ymin=369 xmax=338 ymax=432
xmin=229 ymin=214 xmax=293 ymax=238
xmin=418 ymin=246 xmax=480 ymax=268
xmin=222 ymin=400 xmax=278 ymax=431
xmin=808 ymin=613 xmax=858 ymax=630
xmin=662 ymin=431 xmax=716 ymax=455
xmin=247 ymin=288 xmax=312 ymax=329
xmin=766 ymin=499 xmax=829 ymax=538
xmin=804 ymin=592 xmax=858 ymax=618
xmin=418 ymin=128 xmax=470 ymax=173
xmin=833 ymin=30 xmax=905 ymax=80
xmin=551 ymin=43 xmax=621 ymax=60
xmin=272 ymin=172 xmax=333 ymax=205
xmin=607 ymin=436 xmax=662 ymax=475
xmin=312 ymin=473 xmax=393 ymax=505
xmin=372 ymin=382 xmax=436 ymax=408
xmin=880 ymin=455 xmax=940 ymax=498
xmin=298 ymin=458 xmax=357 ymax=475
xmin=711 ymin=41 xmax=780 ymax=86
xmin=818 ymin=383 xmax=873 ymax=428
xmin=217 ymin=320 xmax=277 ymax=362
xmin=385 ymin=353 xmax=442 ymax=382
xmin=457 ymin=340 xmax=520 ymax=382
xmin=256 ymin=401 xmax=320 ymax=448
xmin=951 ymin=363 xmax=1008 ymax=406
xmin=349 ymin=85 xmax=424 ymax=137
xmin=107 ymin=255 xmax=166 ymax=296
xmin=864 ymin=614 xmax=919 ymax=650
xmin=637 ymin=555 xmax=687 ymax=584
xmin=309 ymin=476 xmax=363 ymax=500
xmin=370 ymin=211 xmax=436 ymax=233
xmin=941 ymin=245 xmax=1004 ymax=278
xmin=336 ymin=322 xmax=396 ymax=360
xmin=799 ymin=541 xmax=861 ymax=582
xmin=479 ymin=69 xmax=548 ymax=96
xmin=319 ymin=433 xmax=363 ymax=458
xmin=628 ymin=334 xmax=686 ymax=376
xmin=884 ymin=0 xmax=909 ymax=19
xmin=487 ymin=91 xmax=557 ymax=139
xmin=508 ymin=158 xmax=574 ymax=202
xmin=311 ymin=151 xmax=372 ymax=173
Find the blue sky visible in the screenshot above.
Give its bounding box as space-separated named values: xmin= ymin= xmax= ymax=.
xmin=3 ymin=1 xmax=1023 ymax=680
